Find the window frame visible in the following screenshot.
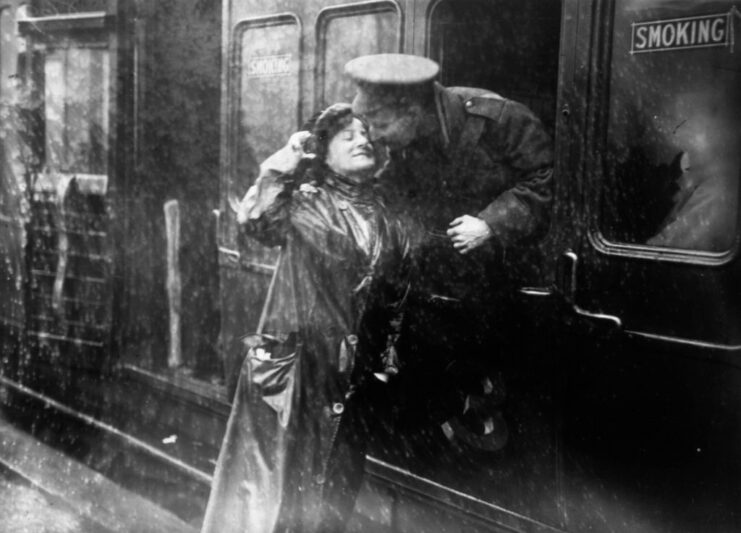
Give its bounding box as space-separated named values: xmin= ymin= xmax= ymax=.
xmin=222 ymin=12 xmax=302 ymax=272
xmin=18 ymin=10 xmax=114 ymax=193
xmin=314 ymin=0 xmax=403 ymax=110
xmin=585 ymin=0 xmax=741 ymax=267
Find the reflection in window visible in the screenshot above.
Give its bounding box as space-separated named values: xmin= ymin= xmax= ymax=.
xmin=44 ymin=46 xmax=109 ymax=175
xmin=601 ymin=0 xmax=741 ymax=252
xmin=318 ymin=6 xmax=400 ymax=107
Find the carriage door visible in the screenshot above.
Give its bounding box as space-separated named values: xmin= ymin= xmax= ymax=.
xmin=558 ymin=1 xmax=741 ymax=530
xmin=218 ymin=0 xmax=402 ymax=388
xmin=343 ymin=1 xmax=567 ymax=531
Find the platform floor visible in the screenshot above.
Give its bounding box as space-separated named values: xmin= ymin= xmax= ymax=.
xmin=0 ymin=416 xmax=197 ymax=533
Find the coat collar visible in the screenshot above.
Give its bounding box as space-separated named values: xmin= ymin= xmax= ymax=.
xmin=433 ymin=82 xmax=467 ymax=154
xmin=392 ymin=84 xmax=468 ymax=160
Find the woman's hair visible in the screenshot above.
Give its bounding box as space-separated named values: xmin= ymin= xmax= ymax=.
xmin=299 ymin=103 xmax=373 ymax=184
xmin=311 ymin=103 xmax=354 ymax=162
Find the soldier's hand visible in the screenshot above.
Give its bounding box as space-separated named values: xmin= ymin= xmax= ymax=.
xmin=447 ymin=215 xmax=493 ymax=255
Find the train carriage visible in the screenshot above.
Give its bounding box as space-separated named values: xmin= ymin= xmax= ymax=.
xmin=1 ymin=0 xmax=740 ymax=532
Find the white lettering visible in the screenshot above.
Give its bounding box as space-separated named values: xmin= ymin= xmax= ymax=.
xmin=630 ymin=13 xmax=730 ymax=54
xmin=635 ymin=26 xmax=647 ymax=49
xmin=661 ymin=24 xmax=675 ymax=47
xmin=675 ymin=21 xmax=689 ymax=46
xmin=648 ymin=25 xmax=662 ymax=48
xmin=245 ymin=54 xmax=292 ymax=78
xmin=698 ymin=20 xmax=710 ymax=43
xmin=711 ymin=18 xmax=725 ymax=42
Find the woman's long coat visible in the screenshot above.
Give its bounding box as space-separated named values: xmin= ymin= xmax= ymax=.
xmin=200 ymin=166 xmax=412 ymax=533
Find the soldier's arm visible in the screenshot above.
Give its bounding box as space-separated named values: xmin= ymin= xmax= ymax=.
xmin=476 ymin=100 xmax=554 ymax=247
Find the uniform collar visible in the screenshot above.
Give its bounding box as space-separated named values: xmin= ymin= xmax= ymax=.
xmin=433 ymin=82 xmax=467 ymax=154
xmin=391 ymin=83 xmax=466 ymax=160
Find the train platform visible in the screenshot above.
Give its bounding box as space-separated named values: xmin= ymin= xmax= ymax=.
xmin=0 ymin=416 xmax=197 ymax=533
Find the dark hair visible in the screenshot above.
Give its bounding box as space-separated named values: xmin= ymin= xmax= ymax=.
xmin=311 ymin=103 xmax=354 ymax=162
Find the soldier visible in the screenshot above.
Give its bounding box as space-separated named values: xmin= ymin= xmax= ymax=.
xmin=344 ymin=53 xmax=554 ymax=450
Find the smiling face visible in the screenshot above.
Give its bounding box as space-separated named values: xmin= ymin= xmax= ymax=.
xmin=325 ymin=117 xmax=376 ymax=181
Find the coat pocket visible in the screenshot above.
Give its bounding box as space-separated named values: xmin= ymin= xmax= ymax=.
xmin=241 ymin=332 xmax=300 ymax=428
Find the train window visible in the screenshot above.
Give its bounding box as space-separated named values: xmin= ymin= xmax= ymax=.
xmin=316 ymin=1 xmax=402 ymax=108
xmin=599 ymin=0 xmax=741 ymax=254
xmin=233 ymin=15 xmax=300 ymax=179
xmin=228 ymin=15 xmax=300 ymax=265
xmin=428 ymin=0 xmax=561 ymax=132
xmin=43 ymin=46 xmax=109 ymax=175
xmin=1 ymin=6 xmax=13 ymax=97
xmin=15 ymin=11 xmax=112 ymax=183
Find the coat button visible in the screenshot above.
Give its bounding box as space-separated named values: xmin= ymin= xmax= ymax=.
xmin=346 ymin=334 xmax=358 ymax=346
xmin=332 ymin=402 xmax=345 ymax=415
xmin=465 ymin=100 xmax=474 ymax=108
xmin=314 ymin=474 xmax=326 ymax=485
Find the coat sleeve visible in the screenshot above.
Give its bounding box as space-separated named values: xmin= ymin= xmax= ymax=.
xmin=475 ymin=99 xmax=554 ymax=247
xmin=236 ymin=143 xmax=300 ymax=247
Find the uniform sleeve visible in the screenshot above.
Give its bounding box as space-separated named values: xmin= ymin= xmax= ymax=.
xmin=476 ymin=100 xmax=554 ymax=247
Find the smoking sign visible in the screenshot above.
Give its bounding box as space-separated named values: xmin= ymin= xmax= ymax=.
xmin=630 ymin=8 xmax=740 ymax=54
xmin=245 ymin=54 xmax=293 ymax=78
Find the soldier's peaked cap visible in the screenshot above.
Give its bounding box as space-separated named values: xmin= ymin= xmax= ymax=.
xmin=345 ymin=54 xmax=439 ymax=113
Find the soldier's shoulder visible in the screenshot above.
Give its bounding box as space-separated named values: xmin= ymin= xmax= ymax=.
xmin=448 ymin=86 xmax=507 ymax=121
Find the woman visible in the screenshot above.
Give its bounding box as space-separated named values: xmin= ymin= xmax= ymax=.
xmin=201 ymin=104 xmax=412 ymax=533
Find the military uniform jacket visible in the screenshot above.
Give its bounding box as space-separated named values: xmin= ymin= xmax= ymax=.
xmin=381 ymin=83 xmax=554 ymax=301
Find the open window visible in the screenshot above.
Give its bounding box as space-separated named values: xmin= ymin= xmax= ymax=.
xmin=428 ymin=0 xmax=561 ymax=133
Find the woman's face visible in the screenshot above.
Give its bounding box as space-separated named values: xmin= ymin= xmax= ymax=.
xmin=325 ymin=117 xmax=375 ymax=181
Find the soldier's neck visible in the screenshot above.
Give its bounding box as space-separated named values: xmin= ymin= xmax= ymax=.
xmin=416 ymin=104 xmax=444 ymax=146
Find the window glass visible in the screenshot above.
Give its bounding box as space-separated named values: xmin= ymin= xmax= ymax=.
xmin=231 ymin=18 xmax=300 ymax=264
xmin=318 ymin=6 xmax=400 ymax=107
xmin=235 ymin=19 xmax=299 ymax=176
xmin=44 ymin=46 xmax=109 ymax=175
xmin=600 ymin=0 xmax=741 ymax=252
xmin=0 ymin=7 xmax=13 ymax=97
xmin=429 ymin=0 xmax=561 ymax=133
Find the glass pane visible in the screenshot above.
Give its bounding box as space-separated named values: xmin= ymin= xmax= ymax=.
xmin=429 ymin=0 xmax=561 ymax=133
xmin=44 ymin=46 xmax=109 ymax=175
xmin=319 ymin=8 xmax=400 ymax=107
xmin=236 ymin=21 xmax=299 ymax=174
xmin=0 ymin=7 xmax=14 ymax=98
xmin=600 ymin=0 xmax=741 ymax=252
xmin=230 ymin=19 xmax=300 ymax=264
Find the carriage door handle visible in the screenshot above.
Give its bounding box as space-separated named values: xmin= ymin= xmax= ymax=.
xmin=560 ymin=251 xmax=622 ymax=329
